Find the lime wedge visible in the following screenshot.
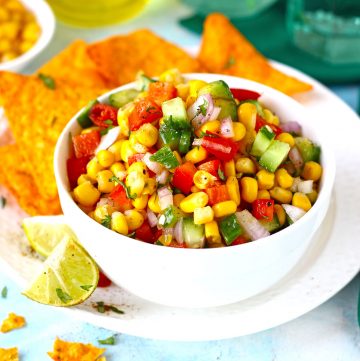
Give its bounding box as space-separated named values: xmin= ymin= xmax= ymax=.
xmin=23 ymin=215 xmax=77 ymax=257
xmin=22 ymin=238 xmax=99 ymax=306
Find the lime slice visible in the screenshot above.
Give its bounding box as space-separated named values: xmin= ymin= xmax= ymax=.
xmin=22 ymin=238 xmax=99 ymax=306
xmin=23 ymin=215 xmax=77 ymax=257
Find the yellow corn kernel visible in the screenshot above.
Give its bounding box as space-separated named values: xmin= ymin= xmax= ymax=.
xmin=256 ymin=169 xmax=275 ymax=190
xmin=238 ymin=103 xmax=257 ymax=130
xmin=132 ymin=194 xmax=148 ymax=210
xmin=197 ymin=120 xmax=221 ymax=136
xmin=22 ymin=22 xmax=40 ymax=42
xmin=158 ymin=235 xmax=173 ymax=246
xmin=257 ymin=189 xmax=271 ymax=199
xmin=223 ymin=160 xmax=235 ymax=177
xmin=263 ymin=109 xmax=279 ymax=126
xmin=276 ymin=132 xmax=295 ymax=147
xmin=0 ymin=39 xmax=11 ymax=53
xmin=185 ymin=146 xmax=208 ymax=163
xmin=173 ymin=151 xmax=183 ymax=166
xmin=110 ymin=162 xmax=126 ymax=180
xmin=97 ymin=150 xmax=115 ymax=168
xmin=94 ymin=204 xmax=115 ymax=223
xmin=73 ymin=181 xmax=100 ymax=207
xmin=240 ymin=177 xmax=258 ymax=203
xmin=19 ymin=40 xmax=34 ymax=53
xmin=126 ymin=171 xmax=145 ymax=197
xmin=212 ymin=200 xmax=237 ymax=218
xmin=111 ymin=212 xmax=128 ymax=235
xmin=108 ymin=140 xmax=125 ymax=162
xmin=232 ymin=122 xmax=246 ymax=141
xmin=307 ymin=190 xmax=318 ymax=204
xmin=176 ymin=83 xmax=189 ymax=101
xmin=159 ymin=68 xmax=183 ymax=84
xmin=274 ymin=204 xmax=286 ymax=226
xmin=0 ymin=8 xmax=9 ymax=22
xmin=269 ymin=187 xmax=293 ymax=204
xmin=86 ymin=158 xmax=104 ymax=181
xmin=275 ymin=168 xmax=294 ymax=189
xmin=302 ymin=161 xmax=322 ymax=181
xmin=188 ymin=79 xmax=207 ymax=97
xmin=127 ymin=161 xmax=148 ymax=178
xmin=117 ymin=103 xmax=133 ymax=137
xmin=235 ymin=157 xmax=256 ymax=175
xmin=191 ymin=185 xmax=201 ymax=193
xmin=143 ymin=178 xmax=157 ymax=195
xmin=185 ymin=95 xmax=197 ymax=108
xmin=124 ymin=209 xmax=145 ymax=231
xmin=193 ymin=170 xmax=216 ymax=190
xmin=226 ymin=176 xmax=240 ymax=206
xmin=180 ymin=192 xmax=208 ymax=213
xmin=129 ymin=132 xmax=148 ymax=154
xmin=136 ymin=91 xmax=148 ymax=99
xmin=96 ymin=170 xmax=115 ymax=193
xmin=120 ymin=140 xmax=136 ymax=162
xmin=194 ymin=206 xmax=214 ymax=225
xmin=148 ymin=193 xmax=161 ymax=213
xmin=292 ymin=192 xmax=312 ymax=211
xmin=81 ymin=126 xmax=100 ymax=134
xmin=173 ymin=194 xmax=185 ymax=207
xmin=77 ymin=174 xmax=93 ymax=185
xmin=205 ymin=221 xmax=222 ymax=244
xmin=135 ymin=123 xmax=158 ymax=147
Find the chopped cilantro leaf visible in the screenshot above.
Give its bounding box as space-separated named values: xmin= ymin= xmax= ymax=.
xmin=1 ymin=286 xmax=7 ymax=298
xmin=80 ymin=285 xmax=93 ymax=291
xmin=198 ymin=99 xmax=208 ymax=116
xmin=101 ymin=215 xmax=112 ymax=229
xmin=95 ymin=301 xmax=125 ymax=314
xmin=225 ymin=55 xmax=236 ymax=69
xmin=96 ymin=301 xmax=105 ymax=313
xmin=104 ymin=119 xmax=113 ymax=125
xmin=100 ymin=125 xmax=114 ymax=136
xmin=146 ymin=106 xmax=156 ymax=112
xmin=98 ymin=335 xmax=116 ymax=345
xmin=109 ymin=305 xmax=124 ymax=314
xmin=109 ymin=176 xmax=137 ymax=200
xmin=56 ymin=288 xmax=73 ymax=304
xmin=38 ymin=73 xmax=56 ymax=89
xmin=218 ymin=168 xmax=226 ymax=181
xmin=0 ymin=196 xmax=6 ymax=209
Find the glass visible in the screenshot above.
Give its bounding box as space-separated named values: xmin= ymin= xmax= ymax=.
xmin=46 ymin=0 xmax=148 ymax=27
xmin=180 ymin=0 xmax=278 ymax=18
xmin=286 ymin=0 xmax=360 ymax=64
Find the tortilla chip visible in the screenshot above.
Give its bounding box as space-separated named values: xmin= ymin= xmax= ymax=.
xmin=48 ymin=338 xmax=105 ymax=361
xmin=0 ymin=313 xmax=26 ymax=333
xmin=0 ymin=144 xmax=61 ymax=215
xmin=38 ymin=40 xmax=108 ymax=89
xmin=198 ymin=13 xmax=312 ymax=95
xmin=87 ymin=29 xmax=202 ymax=88
xmin=3 ymin=74 xmax=105 ymax=201
xmin=0 ymin=347 xmax=19 ymax=361
xmin=0 ymin=72 xmax=25 ymax=106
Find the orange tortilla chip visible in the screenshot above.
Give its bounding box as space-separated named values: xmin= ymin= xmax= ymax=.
xmin=0 ymin=313 xmax=26 ymax=333
xmin=0 ymin=72 xmax=25 ymax=106
xmin=87 ymin=29 xmax=202 ymax=88
xmin=38 ymin=40 xmax=108 ymax=89
xmin=0 ymin=144 xmax=61 ymax=215
xmin=198 ymin=13 xmax=312 ymax=95
xmin=48 ymin=338 xmax=105 ymax=361
xmin=3 ymin=74 xmax=105 ymax=201
xmin=0 ymin=347 xmax=19 ymax=361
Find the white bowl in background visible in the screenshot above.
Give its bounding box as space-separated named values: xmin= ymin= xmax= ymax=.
xmin=0 ymin=0 xmax=55 ymax=72
xmin=54 ymin=74 xmax=336 ymax=308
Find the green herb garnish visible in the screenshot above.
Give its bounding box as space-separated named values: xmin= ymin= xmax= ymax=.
xmin=224 ymin=55 xmax=236 ymax=69
xmin=101 ymin=215 xmax=112 ymax=229
xmin=38 ymin=73 xmax=56 ymax=90
xmin=100 ymin=125 xmax=114 ymax=136
xmin=109 ymin=305 xmax=124 ymax=314
xmin=96 ymin=301 xmax=124 ymax=314
xmin=218 ymin=168 xmax=226 ymax=181
xmin=96 ymin=301 xmax=105 ymax=313
xmin=198 ymin=98 xmax=208 ymax=116
xmin=80 ymin=285 xmax=93 ymax=291
xmin=56 ymin=288 xmax=73 ymax=304
xmin=109 ymin=176 xmax=137 ymax=200
xmin=150 ymin=146 xmax=179 ymax=169
xmin=0 ymin=196 xmax=6 ymax=209
xmin=104 ymin=119 xmax=113 ymax=125
xmin=98 ymin=335 xmax=116 ymax=345
xmin=1 ymin=286 xmax=7 ymax=298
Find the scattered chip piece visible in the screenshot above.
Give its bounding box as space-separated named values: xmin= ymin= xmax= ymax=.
xmin=87 ymin=29 xmax=202 ymax=88
xmin=0 ymin=347 xmax=19 ymax=361
xmin=0 ymin=312 xmax=26 ymax=333
xmin=48 ymin=338 xmax=105 ymax=361
xmin=198 ymin=13 xmax=312 ymax=95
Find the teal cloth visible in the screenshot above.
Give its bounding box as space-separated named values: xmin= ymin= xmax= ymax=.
xmin=179 ymin=1 xmax=360 ymax=84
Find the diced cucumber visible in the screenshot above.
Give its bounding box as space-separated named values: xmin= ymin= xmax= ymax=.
xmin=259 ymin=140 xmax=290 ymax=172
xmin=109 ymin=89 xmax=139 ymax=108
xmin=295 ymin=137 xmax=321 ymax=163
xmin=182 ymin=217 xmax=205 ymax=248
xmin=162 ymin=97 xmax=189 ymax=129
xmin=198 ymin=80 xmax=234 ymax=100
xmin=259 ymin=214 xmax=281 ymax=232
xmin=282 ymin=204 xmax=306 ymax=224
xmin=213 ymin=98 xmax=238 ymax=121
xmin=76 ymin=99 xmax=98 ymax=128
xmin=250 ymin=126 xmax=275 ymax=157
xmin=219 ymin=214 xmax=243 ymax=245
xmin=136 ymin=73 xmax=156 ymax=91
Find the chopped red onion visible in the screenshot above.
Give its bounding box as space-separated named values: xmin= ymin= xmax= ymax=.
xmin=95 ymin=126 xmax=120 ymax=153
xmin=298 ymin=180 xmax=313 ymax=194
xmin=147 ymin=208 xmax=158 ymax=227
xmin=235 ymin=210 xmax=270 ymax=241
xmin=97 ymin=197 xmax=116 ymax=208
xmin=174 ymin=218 xmax=184 ymax=244
xmin=209 ymin=106 xmax=221 ymax=121
xmin=192 ymin=138 xmax=203 ymax=147
xmin=143 ymin=152 xmax=163 ymax=174
xmin=290 ymin=177 xmax=301 ymax=192
xmin=188 ymin=94 xmax=214 ymax=129
xmin=163 ymin=227 xmax=174 ymax=236
xmin=281 ymin=121 xmax=302 ymax=134
xmin=156 ymin=169 xmax=169 ymax=185
xmin=289 ymin=146 xmax=304 ymax=170
xmin=282 ymin=204 xmax=306 ymax=223
xmin=157 ymin=187 xmax=173 ymax=210
xmin=220 ymin=116 xmax=234 ymax=138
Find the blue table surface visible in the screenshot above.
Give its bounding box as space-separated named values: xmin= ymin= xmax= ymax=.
xmin=1 ymin=0 xmax=359 ymax=359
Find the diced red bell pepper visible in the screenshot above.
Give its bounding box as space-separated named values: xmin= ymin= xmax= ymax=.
xmin=128 ymin=153 xmax=145 ymax=166
xmin=128 ymin=98 xmax=162 ymax=131
xmin=255 ymin=116 xmax=282 ymax=136
xmin=148 ymin=81 xmax=177 ymax=106
xmin=67 ymin=156 xmax=90 ymax=189
xmin=89 ymin=103 xmax=118 ymax=127
xmin=171 ymin=161 xmax=197 ymax=194
xmin=231 ymin=236 xmax=248 ymax=246
xmin=201 ymin=132 xmax=238 ymax=162
xmin=230 ymin=88 xmax=261 ymax=102
xmin=198 ymin=159 xmax=222 ymax=178
xmin=205 ymin=185 xmax=230 ymax=206
xmin=135 ymin=221 xmax=156 ymax=244
xmin=252 ymin=199 xmax=275 ymax=221
xmin=108 ymin=184 xmax=133 ymax=212
xmin=98 ymin=271 xmax=112 ymax=287
xmin=168 ymin=240 xmax=187 ymax=248
xmin=72 ymin=130 xmax=100 ymax=159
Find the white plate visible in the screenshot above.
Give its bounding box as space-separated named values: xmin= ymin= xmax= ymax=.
xmin=0 ymin=62 xmax=359 ymax=341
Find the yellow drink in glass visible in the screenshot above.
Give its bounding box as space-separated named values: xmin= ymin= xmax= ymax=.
xmin=47 ymin=0 xmax=148 ymax=27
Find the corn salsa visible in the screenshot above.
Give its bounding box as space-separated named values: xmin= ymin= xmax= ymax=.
xmin=67 ymin=70 xmax=322 ymax=248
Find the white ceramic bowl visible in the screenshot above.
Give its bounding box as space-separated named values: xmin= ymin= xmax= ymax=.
xmin=54 ymin=74 xmax=336 ymax=308
xmin=0 ymin=0 xmax=55 ymax=72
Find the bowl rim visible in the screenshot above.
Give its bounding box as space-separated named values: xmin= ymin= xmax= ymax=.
xmin=54 ymin=73 xmax=336 ymax=254
xmin=0 ymin=0 xmax=56 ymax=71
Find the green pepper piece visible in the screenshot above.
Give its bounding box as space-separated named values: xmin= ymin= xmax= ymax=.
xmin=219 ymin=214 xmax=243 ymax=245
xmin=150 ymin=146 xmax=179 ymax=169
xmin=77 ymin=99 xmax=98 ymax=128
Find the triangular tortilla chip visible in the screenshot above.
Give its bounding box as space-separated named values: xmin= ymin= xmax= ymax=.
xmin=0 ymin=72 xmax=26 ymax=106
xmin=198 ymin=13 xmax=312 ymax=95
xmin=87 ymin=29 xmax=203 ymax=88
xmin=0 ymin=347 xmax=19 ymax=361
